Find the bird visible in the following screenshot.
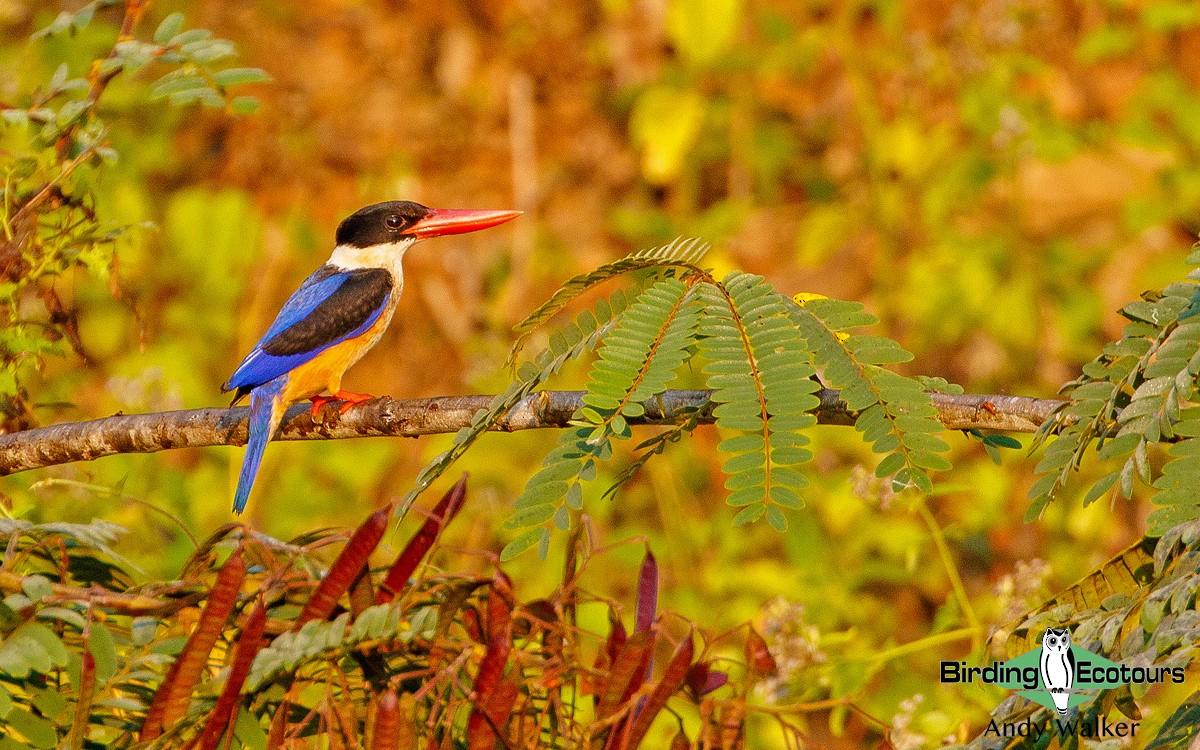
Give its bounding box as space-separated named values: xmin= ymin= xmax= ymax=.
xmin=223 ymin=200 xmax=520 ymax=513
xmin=1039 ymin=627 xmax=1075 ymax=715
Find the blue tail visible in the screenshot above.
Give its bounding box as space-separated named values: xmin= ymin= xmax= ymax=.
xmin=233 ymin=376 xmax=288 ymax=514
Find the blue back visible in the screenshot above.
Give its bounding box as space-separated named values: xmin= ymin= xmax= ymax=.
xmin=226 ymin=268 xmax=390 ymax=391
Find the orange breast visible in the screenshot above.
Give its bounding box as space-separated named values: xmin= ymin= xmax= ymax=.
xmin=281 ymin=310 xmax=393 ymax=402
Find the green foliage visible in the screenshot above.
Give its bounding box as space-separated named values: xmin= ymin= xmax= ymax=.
xmin=0 ymin=3 xmax=266 ymax=431
xmin=696 ymin=273 xmax=819 ymax=529
xmin=791 ymin=296 xmax=950 ymax=494
xmin=403 ymin=286 xmax=636 ymax=521
xmin=505 ymin=276 xmax=703 ymax=558
xmin=972 ymin=519 xmax=1200 ymax=748
xmin=1147 ymin=689 xmax=1200 ymax=750
xmin=1029 ymin=248 xmax=1200 ymax=532
xmin=246 ymin=604 xmax=436 ymax=691
xmin=506 ymin=236 xmax=708 ymax=367
xmin=489 ymin=250 xmax=949 ymax=558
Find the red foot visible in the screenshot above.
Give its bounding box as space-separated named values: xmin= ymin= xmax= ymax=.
xmin=309 ymin=391 xmax=374 ymax=417
xmin=309 ymin=395 xmax=337 ymax=417
xmin=332 ymin=389 xmax=374 ymax=414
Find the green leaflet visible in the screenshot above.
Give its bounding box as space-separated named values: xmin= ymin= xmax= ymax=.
xmin=1025 ymin=252 xmax=1200 ymax=528
xmin=696 ymin=273 xmax=820 ymax=523
xmin=504 ymin=279 xmax=702 ymax=559
xmin=402 ymin=290 xmax=632 ymax=512
xmin=506 ymin=237 xmax=708 ymax=368
xmin=0 ymin=623 xmax=70 ymax=679
xmin=790 ymin=296 xmax=949 ymax=494
xmin=247 ymin=605 xmax=435 ymax=691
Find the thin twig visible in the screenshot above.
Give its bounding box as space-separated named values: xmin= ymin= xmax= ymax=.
xmin=914 ymin=498 xmax=983 ymax=652
xmin=0 ymin=570 xmax=202 ymax=616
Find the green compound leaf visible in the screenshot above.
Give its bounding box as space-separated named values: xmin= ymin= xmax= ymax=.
xmin=404 ymin=289 xmax=633 ymax=511
xmin=697 ymin=273 xmax=821 ymax=524
xmin=790 ymin=295 xmax=949 ymax=495
xmin=1027 ymin=274 xmax=1200 ymax=524
xmin=507 ymin=237 xmax=708 ymax=367
xmin=506 ymin=278 xmax=702 ymax=556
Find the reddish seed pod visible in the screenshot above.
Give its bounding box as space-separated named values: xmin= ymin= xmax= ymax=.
xmin=194 ymin=599 xmax=268 ymax=750
xmin=297 ymin=505 xmax=389 ymax=626
xmin=635 ymin=549 xmax=658 ymax=633
xmin=371 ymin=689 xmax=401 ymax=750
xmin=594 ymin=629 xmax=655 ymax=723
xmin=465 ymin=577 xmax=515 ymax=748
xmin=141 ymin=551 xmax=247 ymax=740
xmin=266 ymin=700 xmax=290 ymax=749
xmin=624 ymin=634 xmax=694 ymax=747
xmin=745 ymin=627 xmax=777 ymax=677
xmin=378 ymin=475 xmax=468 ymax=604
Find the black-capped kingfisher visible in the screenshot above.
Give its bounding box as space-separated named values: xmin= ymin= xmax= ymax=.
xmin=223 ymin=201 xmax=520 ymax=513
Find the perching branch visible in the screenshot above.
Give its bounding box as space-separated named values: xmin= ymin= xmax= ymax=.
xmin=0 ymin=389 xmax=1066 ymax=476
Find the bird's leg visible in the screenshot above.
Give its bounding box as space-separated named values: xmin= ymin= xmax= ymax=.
xmin=333 ymin=389 xmax=374 ymax=414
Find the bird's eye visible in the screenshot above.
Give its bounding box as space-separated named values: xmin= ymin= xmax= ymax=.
xmin=385 ymin=216 xmax=403 ymax=230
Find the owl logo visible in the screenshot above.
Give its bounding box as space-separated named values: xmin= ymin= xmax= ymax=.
xmin=1040 ymin=627 xmax=1075 ymax=715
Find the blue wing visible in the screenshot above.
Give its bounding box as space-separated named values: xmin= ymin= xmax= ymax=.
xmin=224 ymin=265 xmax=393 ymax=396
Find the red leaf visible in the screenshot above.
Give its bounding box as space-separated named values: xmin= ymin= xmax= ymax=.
xmin=745 ymin=627 xmax=777 ymax=676
xmin=371 ymin=689 xmax=400 ymax=750
xmin=624 ymin=633 xmax=694 ymax=748
xmin=686 ymin=662 xmax=728 ymax=700
xmin=378 ymin=475 xmax=468 ymax=604
xmin=465 ymin=575 xmax=515 ymax=749
xmin=141 ymin=550 xmax=246 ymax=740
xmin=195 ymin=598 xmax=268 ymax=750
xmin=635 ymin=549 xmax=658 ymax=633
xmin=297 ymin=505 xmax=389 ymax=625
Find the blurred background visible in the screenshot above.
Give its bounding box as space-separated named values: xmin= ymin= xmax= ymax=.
xmin=3 ymin=0 xmax=1200 ymax=744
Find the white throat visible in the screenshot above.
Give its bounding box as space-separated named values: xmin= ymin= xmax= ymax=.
xmin=327 ymin=239 xmax=415 ymax=283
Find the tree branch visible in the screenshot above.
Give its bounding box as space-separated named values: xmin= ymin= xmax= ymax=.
xmin=0 ymin=389 xmax=1066 ymax=476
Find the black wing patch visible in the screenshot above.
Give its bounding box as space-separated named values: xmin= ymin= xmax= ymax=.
xmin=261 ymin=267 xmax=393 ymax=357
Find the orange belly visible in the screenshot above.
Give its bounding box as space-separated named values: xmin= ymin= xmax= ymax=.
xmin=280 ymin=311 xmax=392 ymax=402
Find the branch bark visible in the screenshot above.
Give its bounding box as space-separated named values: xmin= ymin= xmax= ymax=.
xmin=0 ymin=389 xmax=1066 ymax=476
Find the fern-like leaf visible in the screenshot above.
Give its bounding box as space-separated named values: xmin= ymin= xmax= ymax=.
xmin=1028 ymin=273 xmax=1198 ymax=521
xmin=696 ymin=273 xmax=821 ymax=530
xmin=601 ymin=414 xmax=706 ymax=500
xmin=503 ymin=278 xmax=702 ymax=559
xmin=506 ymin=237 xmax=708 ymax=367
xmin=790 ymin=295 xmax=949 ymax=494
xmin=402 ymin=290 xmax=633 ymax=514
xmin=248 ymin=604 xmax=436 ymax=691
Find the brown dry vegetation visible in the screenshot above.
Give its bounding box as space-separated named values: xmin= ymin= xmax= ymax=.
xmin=3 ymin=0 xmax=1200 ymax=746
